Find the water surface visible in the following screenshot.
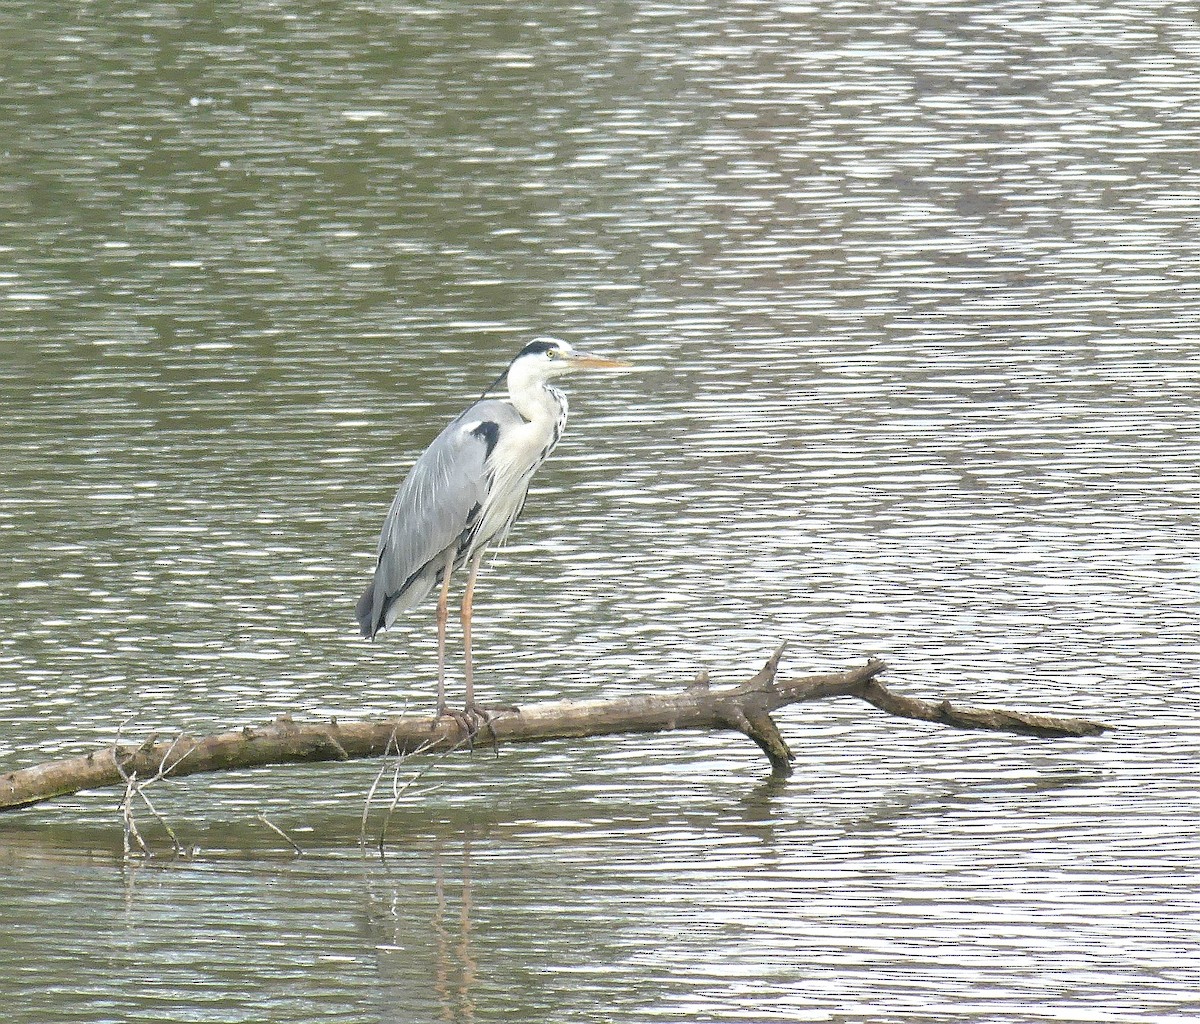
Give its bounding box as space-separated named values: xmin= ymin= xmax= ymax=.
xmin=2 ymin=1 xmax=1199 ymax=1020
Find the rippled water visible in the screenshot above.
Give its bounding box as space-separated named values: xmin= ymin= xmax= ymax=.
xmin=3 ymin=0 xmax=1200 ymax=1020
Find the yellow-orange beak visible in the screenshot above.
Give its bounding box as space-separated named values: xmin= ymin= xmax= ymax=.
xmin=568 ymin=352 xmax=633 ymax=370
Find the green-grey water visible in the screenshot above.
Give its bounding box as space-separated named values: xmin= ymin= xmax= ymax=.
xmin=3 ymin=1 xmax=1199 ymax=1020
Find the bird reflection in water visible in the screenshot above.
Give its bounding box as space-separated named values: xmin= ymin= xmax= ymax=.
xmin=432 ymin=840 xmax=477 ymax=1023
xmin=370 ymin=837 xmax=481 ymax=1024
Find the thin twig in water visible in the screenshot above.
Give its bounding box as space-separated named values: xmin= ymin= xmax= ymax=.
xmin=111 ymin=719 xmax=151 ymax=858
xmin=377 ymin=731 xmax=476 ymax=858
xmin=132 ymin=786 xmax=188 ymax=857
xmin=117 ymin=773 xmax=150 ymax=858
xmin=109 ymin=721 xmax=197 ymax=858
xmin=360 ymin=726 xmax=402 ymax=852
xmin=370 ymin=735 xmax=443 ymax=858
xmin=257 ymin=813 xmax=304 ymax=856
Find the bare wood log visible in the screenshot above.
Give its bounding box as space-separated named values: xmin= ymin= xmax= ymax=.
xmin=0 ymin=653 xmax=1108 ymax=812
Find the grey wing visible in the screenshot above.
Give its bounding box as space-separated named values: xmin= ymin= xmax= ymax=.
xmin=356 ymin=399 xmax=520 ymax=638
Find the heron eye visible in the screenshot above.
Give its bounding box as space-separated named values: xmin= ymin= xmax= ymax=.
xmin=546 ymin=349 xmax=558 ymax=359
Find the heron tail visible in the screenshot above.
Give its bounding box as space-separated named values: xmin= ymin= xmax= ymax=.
xmin=355 ymin=582 xmax=379 ymax=639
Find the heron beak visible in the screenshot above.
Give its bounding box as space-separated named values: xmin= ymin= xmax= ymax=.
xmin=568 ymin=352 xmax=633 ymax=370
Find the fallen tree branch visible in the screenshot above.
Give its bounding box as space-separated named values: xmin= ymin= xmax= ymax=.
xmin=0 ymin=651 xmax=1108 ymax=812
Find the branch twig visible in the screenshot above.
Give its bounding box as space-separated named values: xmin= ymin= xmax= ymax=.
xmin=257 ymin=813 xmax=304 ymax=856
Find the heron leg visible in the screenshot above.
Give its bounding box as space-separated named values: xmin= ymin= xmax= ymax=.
xmin=435 ymin=550 xmax=455 ymax=717
xmin=458 ymin=551 xmax=520 ymax=749
xmin=460 ymin=550 xmax=484 ymax=711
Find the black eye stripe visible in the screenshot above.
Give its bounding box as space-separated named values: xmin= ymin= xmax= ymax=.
xmin=516 ymin=338 xmax=568 ymax=360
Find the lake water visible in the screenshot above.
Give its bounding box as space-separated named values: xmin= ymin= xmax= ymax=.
xmin=2 ymin=1 xmax=1199 ymax=1020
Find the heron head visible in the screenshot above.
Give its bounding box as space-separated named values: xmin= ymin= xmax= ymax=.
xmin=512 ymin=337 xmax=631 ymax=381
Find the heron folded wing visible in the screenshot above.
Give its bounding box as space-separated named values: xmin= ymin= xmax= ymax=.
xmin=358 ymin=399 xmax=522 ymax=636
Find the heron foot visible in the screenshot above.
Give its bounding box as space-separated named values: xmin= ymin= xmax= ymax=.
xmin=432 ymin=703 xmax=518 ymax=750
xmin=433 ymin=704 xmax=476 ymax=742
xmin=464 ymin=702 xmax=519 ymax=751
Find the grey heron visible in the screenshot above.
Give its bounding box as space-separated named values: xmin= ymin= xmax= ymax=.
xmin=356 ymin=337 xmax=629 ymax=720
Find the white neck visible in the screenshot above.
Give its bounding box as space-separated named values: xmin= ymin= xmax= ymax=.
xmin=507 ymin=365 xmax=567 ymax=427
